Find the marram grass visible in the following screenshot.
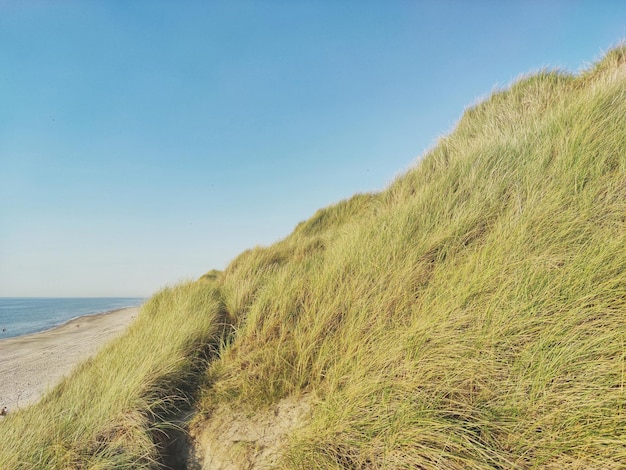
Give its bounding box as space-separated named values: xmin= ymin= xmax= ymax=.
xmin=1 ymin=47 xmax=625 ymax=469
xmin=0 ymin=282 xmax=227 ymax=468
xmin=201 ymin=47 xmax=626 ymax=468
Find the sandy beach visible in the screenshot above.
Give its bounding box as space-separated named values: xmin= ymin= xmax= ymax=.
xmin=0 ymin=307 xmax=140 ymax=412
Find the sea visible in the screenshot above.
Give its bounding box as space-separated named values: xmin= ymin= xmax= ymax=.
xmin=0 ymin=298 xmax=145 ymax=340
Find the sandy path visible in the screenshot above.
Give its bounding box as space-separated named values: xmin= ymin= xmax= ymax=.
xmin=0 ymin=307 xmax=140 ymax=412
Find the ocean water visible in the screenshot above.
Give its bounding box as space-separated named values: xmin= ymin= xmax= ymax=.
xmin=0 ymin=298 xmax=145 ymax=340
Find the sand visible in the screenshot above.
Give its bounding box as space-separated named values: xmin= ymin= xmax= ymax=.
xmin=189 ymin=394 xmax=312 ymax=469
xmin=0 ymin=307 xmax=140 ymax=412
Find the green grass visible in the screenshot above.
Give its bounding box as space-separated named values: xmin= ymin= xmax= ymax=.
xmin=1 ymin=46 xmax=625 ymax=468
xmin=200 ymin=47 xmax=626 ymax=468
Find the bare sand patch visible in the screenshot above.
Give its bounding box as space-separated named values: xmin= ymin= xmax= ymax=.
xmin=0 ymin=307 xmax=140 ymax=412
xmin=189 ymin=394 xmax=312 ymax=469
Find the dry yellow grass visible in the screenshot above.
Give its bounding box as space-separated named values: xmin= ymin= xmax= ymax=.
xmin=200 ymin=47 xmax=626 ymax=468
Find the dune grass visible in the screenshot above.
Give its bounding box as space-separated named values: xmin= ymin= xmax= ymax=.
xmin=196 ymin=47 xmax=626 ymax=468
xmin=0 ymin=46 xmax=624 ymax=469
xmin=0 ymin=281 xmax=228 ymax=469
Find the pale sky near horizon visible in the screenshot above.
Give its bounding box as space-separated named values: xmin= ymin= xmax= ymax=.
xmin=1 ymin=1 xmax=625 ymax=297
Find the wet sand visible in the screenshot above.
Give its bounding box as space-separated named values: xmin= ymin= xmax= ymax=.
xmin=0 ymin=307 xmax=140 ymax=411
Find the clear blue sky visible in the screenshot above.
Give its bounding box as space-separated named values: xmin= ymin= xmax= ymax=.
xmin=1 ymin=1 xmax=625 ymax=297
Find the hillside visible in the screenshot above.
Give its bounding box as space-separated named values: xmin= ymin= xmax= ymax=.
xmin=1 ymin=47 xmax=625 ymax=469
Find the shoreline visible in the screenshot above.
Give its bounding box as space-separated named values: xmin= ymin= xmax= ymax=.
xmin=0 ymin=306 xmax=140 ymax=412
xmin=0 ymin=305 xmax=141 ymax=342
xmin=0 ymin=299 xmax=144 ymax=341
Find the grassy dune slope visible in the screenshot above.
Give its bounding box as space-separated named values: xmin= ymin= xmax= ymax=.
xmin=1 ymin=47 xmax=624 ymax=469
xmin=199 ymin=48 xmax=626 ymax=468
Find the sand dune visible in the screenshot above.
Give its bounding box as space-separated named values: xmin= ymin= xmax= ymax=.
xmin=0 ymin=307 xmax=139 ymax=412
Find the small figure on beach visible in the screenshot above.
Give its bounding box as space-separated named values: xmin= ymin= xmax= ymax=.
xmin=0 ymin=406 xmax=7 ymax=416
xmin=2 ymin=327 xmax=5 ymax=332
